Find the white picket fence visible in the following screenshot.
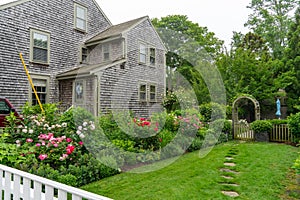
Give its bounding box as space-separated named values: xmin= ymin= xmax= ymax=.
xmin=0 ymin=164 xmax=112 ymax=200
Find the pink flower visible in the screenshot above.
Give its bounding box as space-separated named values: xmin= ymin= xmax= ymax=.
xmin=66 ymin=145 xmax=75 ymax=154
xmin=38 ymin=154 xmax=48 ymax=160
xmin=66 ymin=138 xmax=72 ymax=143
xmin=36 ymin=143 xmax=41 ymax=147
xmin=26 ymin=138 xmax=33 ymax=143
xmin=78 ymin=141 xmax=84 ymax=146
xmin=53 ymin=143 xmax=59 ymax=148
xmin=154 ymin=127 xmax=159 ymax=132
xmin=59 ymin=154 xmax=68 ymax=161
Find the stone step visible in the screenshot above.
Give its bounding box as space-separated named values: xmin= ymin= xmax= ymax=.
xmin=221 ymin=191 xmax=240 ymax=197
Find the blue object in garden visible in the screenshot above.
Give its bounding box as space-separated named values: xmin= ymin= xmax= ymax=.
xmin=275 ymin=99 xmax=281 ymax=119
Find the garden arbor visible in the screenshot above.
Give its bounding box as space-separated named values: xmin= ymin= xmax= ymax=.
xmin=232 ymin=95 xmax=260 ymax=139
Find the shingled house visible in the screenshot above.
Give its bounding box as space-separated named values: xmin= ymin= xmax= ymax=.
xmin=0 ymin=0 xmax=166 ymax=116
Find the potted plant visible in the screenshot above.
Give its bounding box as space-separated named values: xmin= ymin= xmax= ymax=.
xmin=251 ymin=120 xmax=272 ymax=142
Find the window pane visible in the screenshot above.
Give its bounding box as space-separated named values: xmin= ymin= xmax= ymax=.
xmin=76 ymin=6 xmax=86 ymax=19
xmin=140 ymin=54 xmax=146 ymax=63
xmin=140 ymin=44 xmax=146 ymax=54
xmin=140 ymin=92 xmax=146 ymax=100
xmin=76 ymin=18 xmax=86 ymax=30
xmin=33 ymin=48 xmax=48 ymax=62
xmin=33 ymin=32 xmax=48 ymax=48
xmin=150 ymin=93 xmax=156 ymax=100
xmin=140 ymin=85 xmax=146 ymax=92
xmin=150 ymin=85 xmax=156 ymax=93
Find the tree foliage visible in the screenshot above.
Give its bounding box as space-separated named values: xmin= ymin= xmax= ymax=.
xmin=245 ymin=0 xmax=299 ymax=58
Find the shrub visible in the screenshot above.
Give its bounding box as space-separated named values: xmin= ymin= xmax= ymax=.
xmin=187 ymin=137 xmax=203 ymax=152
xmin=250 ymin=120 xmax=273 ymax=133
xmin=268 ymin=119 xmax=288 ymax=125
xmin=199 ymin=102 xmax=226 ymax=122
xmin=288 ymin=112 xmax=300 ymax=140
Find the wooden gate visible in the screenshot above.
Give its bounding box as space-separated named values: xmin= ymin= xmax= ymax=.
xmin=234 ymin=122 xmax=254 ymax=141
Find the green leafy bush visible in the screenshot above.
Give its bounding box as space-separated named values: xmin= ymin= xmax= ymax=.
xmin=268 ymin=119 xmax=288 ymax=125
xmin=250 ymin=120 xmax=273 ymax=133
xmin=199 ymin=102 xmax=226 ymax=122
xmin=288 ymin=112 xmax=300 ymax=140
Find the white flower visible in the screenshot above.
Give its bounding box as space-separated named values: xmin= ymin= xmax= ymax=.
xmin=83 ymin=122 xmax=88 ymax=127
xmin=79 ymin=134 xmax=85 ymax=139
xmin=22 ymin=129 xmax=28 ymax=133
xmin=16 ymin=140 xmax=20 ymax=144
xmin=90 ymin=124 xmax=95 ymax=130
xmin=76 ymin=130 xmax=81 ymax=135
xmin=56 ymin=124 xmax=62 ymax=128
xmin=83 ymin=128 xmax=87 ymax=131
xmin=44 ymin=124 xmax=49 ymax=128
xmin=48 ymin=127 xmax=52 ymax=130
xmin=51 ymin=125 xmax=56 ymax=129
xmin=17 ymin=125 xmax=23 ymax=129
xmin=28 ymin=129 xmax=34 ymax=134
xmin=62 ymin=122 xmax=67 ymax=127
xmin=78 ymin=126 xmax=82 ymax=131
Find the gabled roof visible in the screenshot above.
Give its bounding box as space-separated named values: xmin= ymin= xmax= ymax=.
xmin=0 ymin=0 xmax=31 ymax=10
xmin=86 ymin=16 xmax=148 ymax=45
xmin=56 ymin=59 xmax=126 ymax=80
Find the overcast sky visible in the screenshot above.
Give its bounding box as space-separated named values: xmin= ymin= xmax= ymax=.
xmin=98 ymin=0 xmax=252 ymax=46
xmin=1 ymin=0 xmax=252 ymax=46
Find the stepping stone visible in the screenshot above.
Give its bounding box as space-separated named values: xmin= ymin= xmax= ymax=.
xmin=221 ymin=183 xmax=239 ymax=187
xmin=220 ymin=168 xmax=239 ymax=174
xmin=221 ymin=191 xmax=240 ymax=197
xmin=225 ymin=157 xmax=234 ymax=160
xmin=221 ymin=175 xmax=234 ymax=180
xmin=224 ymin=162 xmax=236 ymax=167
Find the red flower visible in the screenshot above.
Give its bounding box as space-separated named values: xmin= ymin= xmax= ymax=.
xmin=143 ymin=121 xmax=151 ymax=126
xmin=66 ymin=145 xmax=75 ymax=154
xmin=140 ymin=118 xmax=146 ymax=121
xmin=78 ymin=141 xmax=84 ymax=146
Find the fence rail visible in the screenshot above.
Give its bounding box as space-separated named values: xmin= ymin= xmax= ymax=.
xmin=0 ymin=164 xmax=112 ymax=200
xmin=234 ymin=123 xmax=293 ymax=143
xmin=270 ymin=124 xmax=293 ymax=142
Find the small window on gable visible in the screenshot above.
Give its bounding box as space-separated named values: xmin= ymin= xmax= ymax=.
xmin=139 ymin=43 xmax=147 ymax=64
xmin=103 ymin=43 xmax=110 ymax=61
xmin=75 ymin=4 xmax=87 ymax=32
xmin=150 ymin=47 xmax=156 ymax=66
xmin=30 ymin=29 xmax=50 ymax=64
xmin=149 ymin=85 xmax=157 ymax=102
xmin=139 ymin=84 xmax=147 ymax=101
xmin=81 ymin=47 xmax=88 ymax=63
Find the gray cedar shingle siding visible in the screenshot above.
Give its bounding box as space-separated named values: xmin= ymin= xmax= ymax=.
xmin=98 ymin=18 xmax=166 ymax=116
xmin=0 ymin=0 xmax=110 ymax=110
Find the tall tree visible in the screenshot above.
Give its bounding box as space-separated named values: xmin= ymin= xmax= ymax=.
xmin=152 ymin=15 xmax=224 ymax=104
xmin=245 ymin=0 xmax=299 ymax=59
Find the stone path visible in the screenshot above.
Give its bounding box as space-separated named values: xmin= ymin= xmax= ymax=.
xmin=219 ymin=147 xmax=240 ymax=197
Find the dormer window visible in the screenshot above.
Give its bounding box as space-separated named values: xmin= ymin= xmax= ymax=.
xmin=74 ymin=4 xmax=87 ymax=32
xmin=103 ymin=43 xmax=110 ymax=61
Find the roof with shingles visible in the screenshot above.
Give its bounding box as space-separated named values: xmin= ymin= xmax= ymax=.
xmin=86 ymin=16 xmax=148 ymax=44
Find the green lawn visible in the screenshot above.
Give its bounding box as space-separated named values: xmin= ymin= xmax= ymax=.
xmin=82 ymin=142 xmax=298 ymax=200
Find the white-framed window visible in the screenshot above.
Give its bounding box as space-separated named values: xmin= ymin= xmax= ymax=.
xmin=139 ymin=83 xmax=147 ymax=101
xmin=138 ymin=83 xmax=157 ymax=102
xmin=139 ymin=43 xmax=147 ymax=64
xmin=30 ymin=29 xmax=50 ymax=64
xmin=149 ymin=84 xmax=157 ymax=102
xmin=81 ymin=47 xmax=88 ymax=63
xmin=29 ymin=75 xmax=50 ymax=105
xmin=74 ymin=80 xmax=85 ymax=103
xmin=74 ymin=3 xmax=87 ymax=32
xmin=149 ymin=47 xmax=156 ymax=66
xmin=102 ymin=43 xmax=110 ymax=61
